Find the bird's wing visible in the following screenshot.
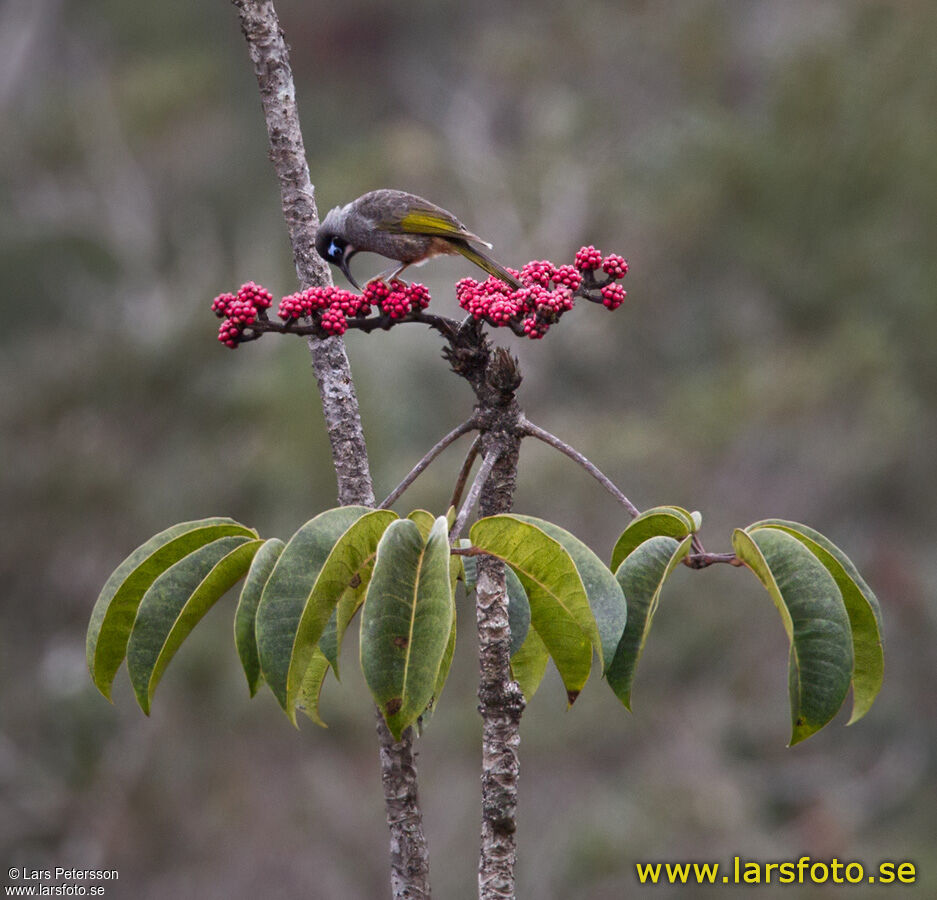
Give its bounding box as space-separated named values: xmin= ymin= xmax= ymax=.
xmin=375 ymin=199 xmax=491 ymax=248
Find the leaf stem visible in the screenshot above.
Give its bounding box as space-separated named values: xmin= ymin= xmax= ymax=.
xmin=378 ymin=419 xmax=479 ymax=510
xmin=449 ymin=448 xmax=501 ymax=543
xmin=449 ymin=435 xmax=482 ymax=511
xmin=518 ymin=417 xmax=641 ymax=518
xmin=683 ymin=551 xmax=742 ymax=569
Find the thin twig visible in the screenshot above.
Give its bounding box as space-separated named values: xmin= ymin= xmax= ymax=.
xmin=378 ymin=419 xmax=478 ymax=510
xmin=449 ymin=435 xmax=482 ymax=511
xmin=449 ymin=448 xmax=501 ymax=542
xmin=519 ymin=416 xmax=641 ymax=518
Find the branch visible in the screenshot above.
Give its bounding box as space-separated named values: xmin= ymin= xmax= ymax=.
xmin=232 ymin=0 xmax=374 ymax=508
xmin=449 ymin=435 xmax=482 ymax=510
xmin=474 ymin=434 xmax=524 ymax=900
xmin=449 ymin=447 xmax=501 ymax=542
xmin=378 ymin=419 xmax=478 ymax=510
xmin=518 ymin=417 xmax=641 ymax=518
xmin=237 ymin=308 xmax=461 ymax=342
xmin=231 ymin=4 xmax=430 ymax=897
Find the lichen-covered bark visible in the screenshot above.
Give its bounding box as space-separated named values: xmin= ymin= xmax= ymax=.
xmin=231 ymin=3 xmax=429 ymax=895
xmin=376 ymin=712 xmax=432 ymax=899
xmin=472 ymin=352 xmax=526 ymax=900
xmin=231 ymin=0 xmax=374 ymax=508
xmin=475 ymin=428 xmax=524 ymax=899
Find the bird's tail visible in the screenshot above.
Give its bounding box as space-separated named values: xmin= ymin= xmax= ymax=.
xmin=452 ymin=241 xmax=521 ymax=289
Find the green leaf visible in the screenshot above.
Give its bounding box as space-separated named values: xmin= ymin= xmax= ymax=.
xmin=511 ymin=515 xmax=625 ymax=674
xmin=460 ymin=538 xmax=478 ymax=588
xmin=126 ymin=536 xmax=262 ymax=713
xmin=319 ymin=586 xmax=366 ymax=679
xmin=510 ymin=626 xmax=549 ymax=701
xmin=733 ymin=527 xmax=853 ymax=745
xmin=255 ymin=507 xmax=393 ymax=722
xmin=407 ymin=509 xmax=436 ymax=539
xmin=608 ymin=535 xmax=692 ymax=709
xmin=234 ymin=538 xmax=284 ymax=696
xmin=748 ymin=520 xmax=883 ymax=724
xmin=610 ymin=506 xmax=695 ymax=574
xmin=361 ymin=517 xmax=453 ymax=739
xmin=297 ymin=647 xmax=331 ymax=728
xmin=470 ymin=515 xmax=595 ymax=703
xmin=87 ymin=518 xmax=257 ymax=699
xmin=429 ymin=602 xmax=457 ymax=714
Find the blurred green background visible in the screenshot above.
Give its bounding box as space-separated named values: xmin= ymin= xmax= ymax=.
xmin=2 ymin=1 xmax=935 ymax=897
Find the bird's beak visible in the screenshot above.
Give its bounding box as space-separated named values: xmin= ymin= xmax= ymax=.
xmin=340 ymin=249 xmax=361 ymax=291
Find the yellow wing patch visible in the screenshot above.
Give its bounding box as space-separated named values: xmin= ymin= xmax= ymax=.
xmin=392 ymin=211 xmax=469 ymax=238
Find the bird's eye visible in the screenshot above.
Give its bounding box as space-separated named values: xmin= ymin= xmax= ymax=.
xmin=328 ymin=239 xmax=342 ymax=260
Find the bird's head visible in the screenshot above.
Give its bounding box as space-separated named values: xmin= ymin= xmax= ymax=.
xmin=315 ymin=207 xmax=360 ymax=290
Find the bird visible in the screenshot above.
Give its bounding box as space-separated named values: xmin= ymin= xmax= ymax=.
xmin=314 ymin=189 xmax=520 ymax=290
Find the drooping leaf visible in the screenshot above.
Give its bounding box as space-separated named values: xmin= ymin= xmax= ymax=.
xmin=361 ymin=517 xmax=453 ymax=739
xmin=234 ymin=538 xmax=284 ymax=696
xmin=126 ymin=536 xmax=262 ymax=713
xmin=255 ymin=507 xmax=393 ymax=722
xmin=470 ymin=515 xmax=595 ymax=703
xmin=510 ymin=626 xmax=550 ymax=701
xmin=319 ymin=586 xmax=366 ymax=679
xmin=429 ymin=602 xmax=457 ymax=714
xmin=511 ymin=515 xmax=625 ymax=673
xmin=319 ymin=513 xmax=399 ymax=679
xmin=297 ymin=647 xmax=331 ymax=728
xmin=608 ymin=534 xmax=692 ymax=709
xmin=87 ymin=518 xmax=257 ymax=699
xmin=732 ymin=527 xmax=853 ymax=745
xmin=610 ymin=506 xmax=696 ymax=573
xmin=748 ymin=520 xmax=883 ymax=724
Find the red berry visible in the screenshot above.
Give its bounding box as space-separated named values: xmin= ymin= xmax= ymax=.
xmin=600 ymin=283 xmax=627 ymax=310
xmin=553 ymin=265 xmax=582 ymax=290
xmin=521 ymin=260 xmax=556 ymax=288
xmin=211 ymin=292 xmax=237 ymax=318
xmin=574 ymin=245 xmax=603 ymax=271
xmin=319 ymin=307 xmax=348 ymax=335
xmin=601 ymin=254 xmax=628 ymax=279
xmin=363 ymin=279 xmax=391 ymax=304
xmin=521 ymin=315 xmax=549 ymax=339
xmin=405 ymin=282 xmax=431 ymax=310
xmin=236 ymin=281 xmax=274 ymax=310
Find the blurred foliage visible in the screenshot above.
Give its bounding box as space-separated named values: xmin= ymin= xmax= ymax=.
xmin=2 ymin=0 xmax=935 ymax=897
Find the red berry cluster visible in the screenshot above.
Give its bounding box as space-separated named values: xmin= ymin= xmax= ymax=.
xmin=213 ymin=278 xmax=434 ymax=347
xmin=456 ymin=247 xmax=628 ymax=339
xmin=601 ymin=253 xmax=628 ymax=279
xmin=361 ymin=279 xmax=432 ymax=320
xmin=278 ymin=286 xmax=371 ymax=333
xmin=574 ymin=245 xmax=604 ymax=270
xmin=213 ymin=282 xmax=273 ymax=347
xmin=211 ymin=248 xmax=626 ymax=348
